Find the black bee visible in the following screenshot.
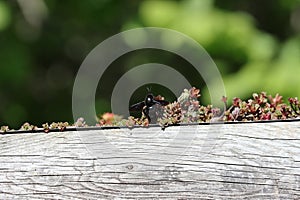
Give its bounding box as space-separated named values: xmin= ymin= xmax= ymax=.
xmin=129 ymin=93 xmax=169 ymax=123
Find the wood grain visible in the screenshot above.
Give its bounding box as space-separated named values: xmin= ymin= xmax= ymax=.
xmin=0 ymin=121 xmax=300 ymax=199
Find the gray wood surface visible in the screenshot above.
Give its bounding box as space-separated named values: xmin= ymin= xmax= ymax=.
xmin=0 ymin=121 xmax=300 ymax=199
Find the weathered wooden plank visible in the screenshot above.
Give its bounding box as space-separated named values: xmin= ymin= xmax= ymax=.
xmin=0 ymin=121 xmax=300 ymax=199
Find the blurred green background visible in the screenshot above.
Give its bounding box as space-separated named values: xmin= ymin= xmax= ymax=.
xmin=1 ymin=0 xmax=300 ymax=128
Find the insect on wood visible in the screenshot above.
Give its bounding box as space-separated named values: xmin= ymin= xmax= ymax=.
xmin=129 ymin=92 xmax=169 ymax=123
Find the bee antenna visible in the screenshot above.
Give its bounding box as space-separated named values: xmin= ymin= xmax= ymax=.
xmin=146 ymin=86 xmax=152 ymax=92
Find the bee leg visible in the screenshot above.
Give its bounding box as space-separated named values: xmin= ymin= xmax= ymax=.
xmin=142 ymin=107 xmax=151 ymax=123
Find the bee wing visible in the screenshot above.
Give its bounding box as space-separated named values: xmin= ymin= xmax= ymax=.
xmin=154 ymin=99 xmax=169 ymax=106
xmin=129 ymin=101 xmax=145 ymax=111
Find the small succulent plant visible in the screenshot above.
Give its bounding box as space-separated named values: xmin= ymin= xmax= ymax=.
xmin=0 ymin=125 xmax=10 ymax=133
xmin=97 ymin=112 xmax=123 ymax=126
xmin=57 ymin=122 xmax=69 ymax=131
xmin=42 ymin=123 xmax=50 ymax=133
xmin=42 ymin=122 xmax=69 ymax=133
xmin=158 ymin=101 xmax=182 ymax=128
xmin=20 ymin=122 xmax=37 ymax=131
xmin=73 ymin=117 xmax=87 ymax=127
xmin=2 ymin=88 xmax=300 ymax=133
xmin=91 ymin=88 xmax=300 ymax=129
xmin=157 ymin=87 xmax=220 ymax=127
xmin=223 ymin=92 xmax=296 ymax=121
xmin=288 ymin=97 xmax=300 ymax=116
xmin=178 ymin=87 xmax=200 ymax=123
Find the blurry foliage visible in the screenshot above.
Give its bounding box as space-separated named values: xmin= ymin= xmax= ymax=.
xmin=0 ymin=0 xmax=300 ymax=128
xmin=125 ymin=0 xmax=300 ymax=105
xmin=0 ymin=2 xmax=10 ymax=32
